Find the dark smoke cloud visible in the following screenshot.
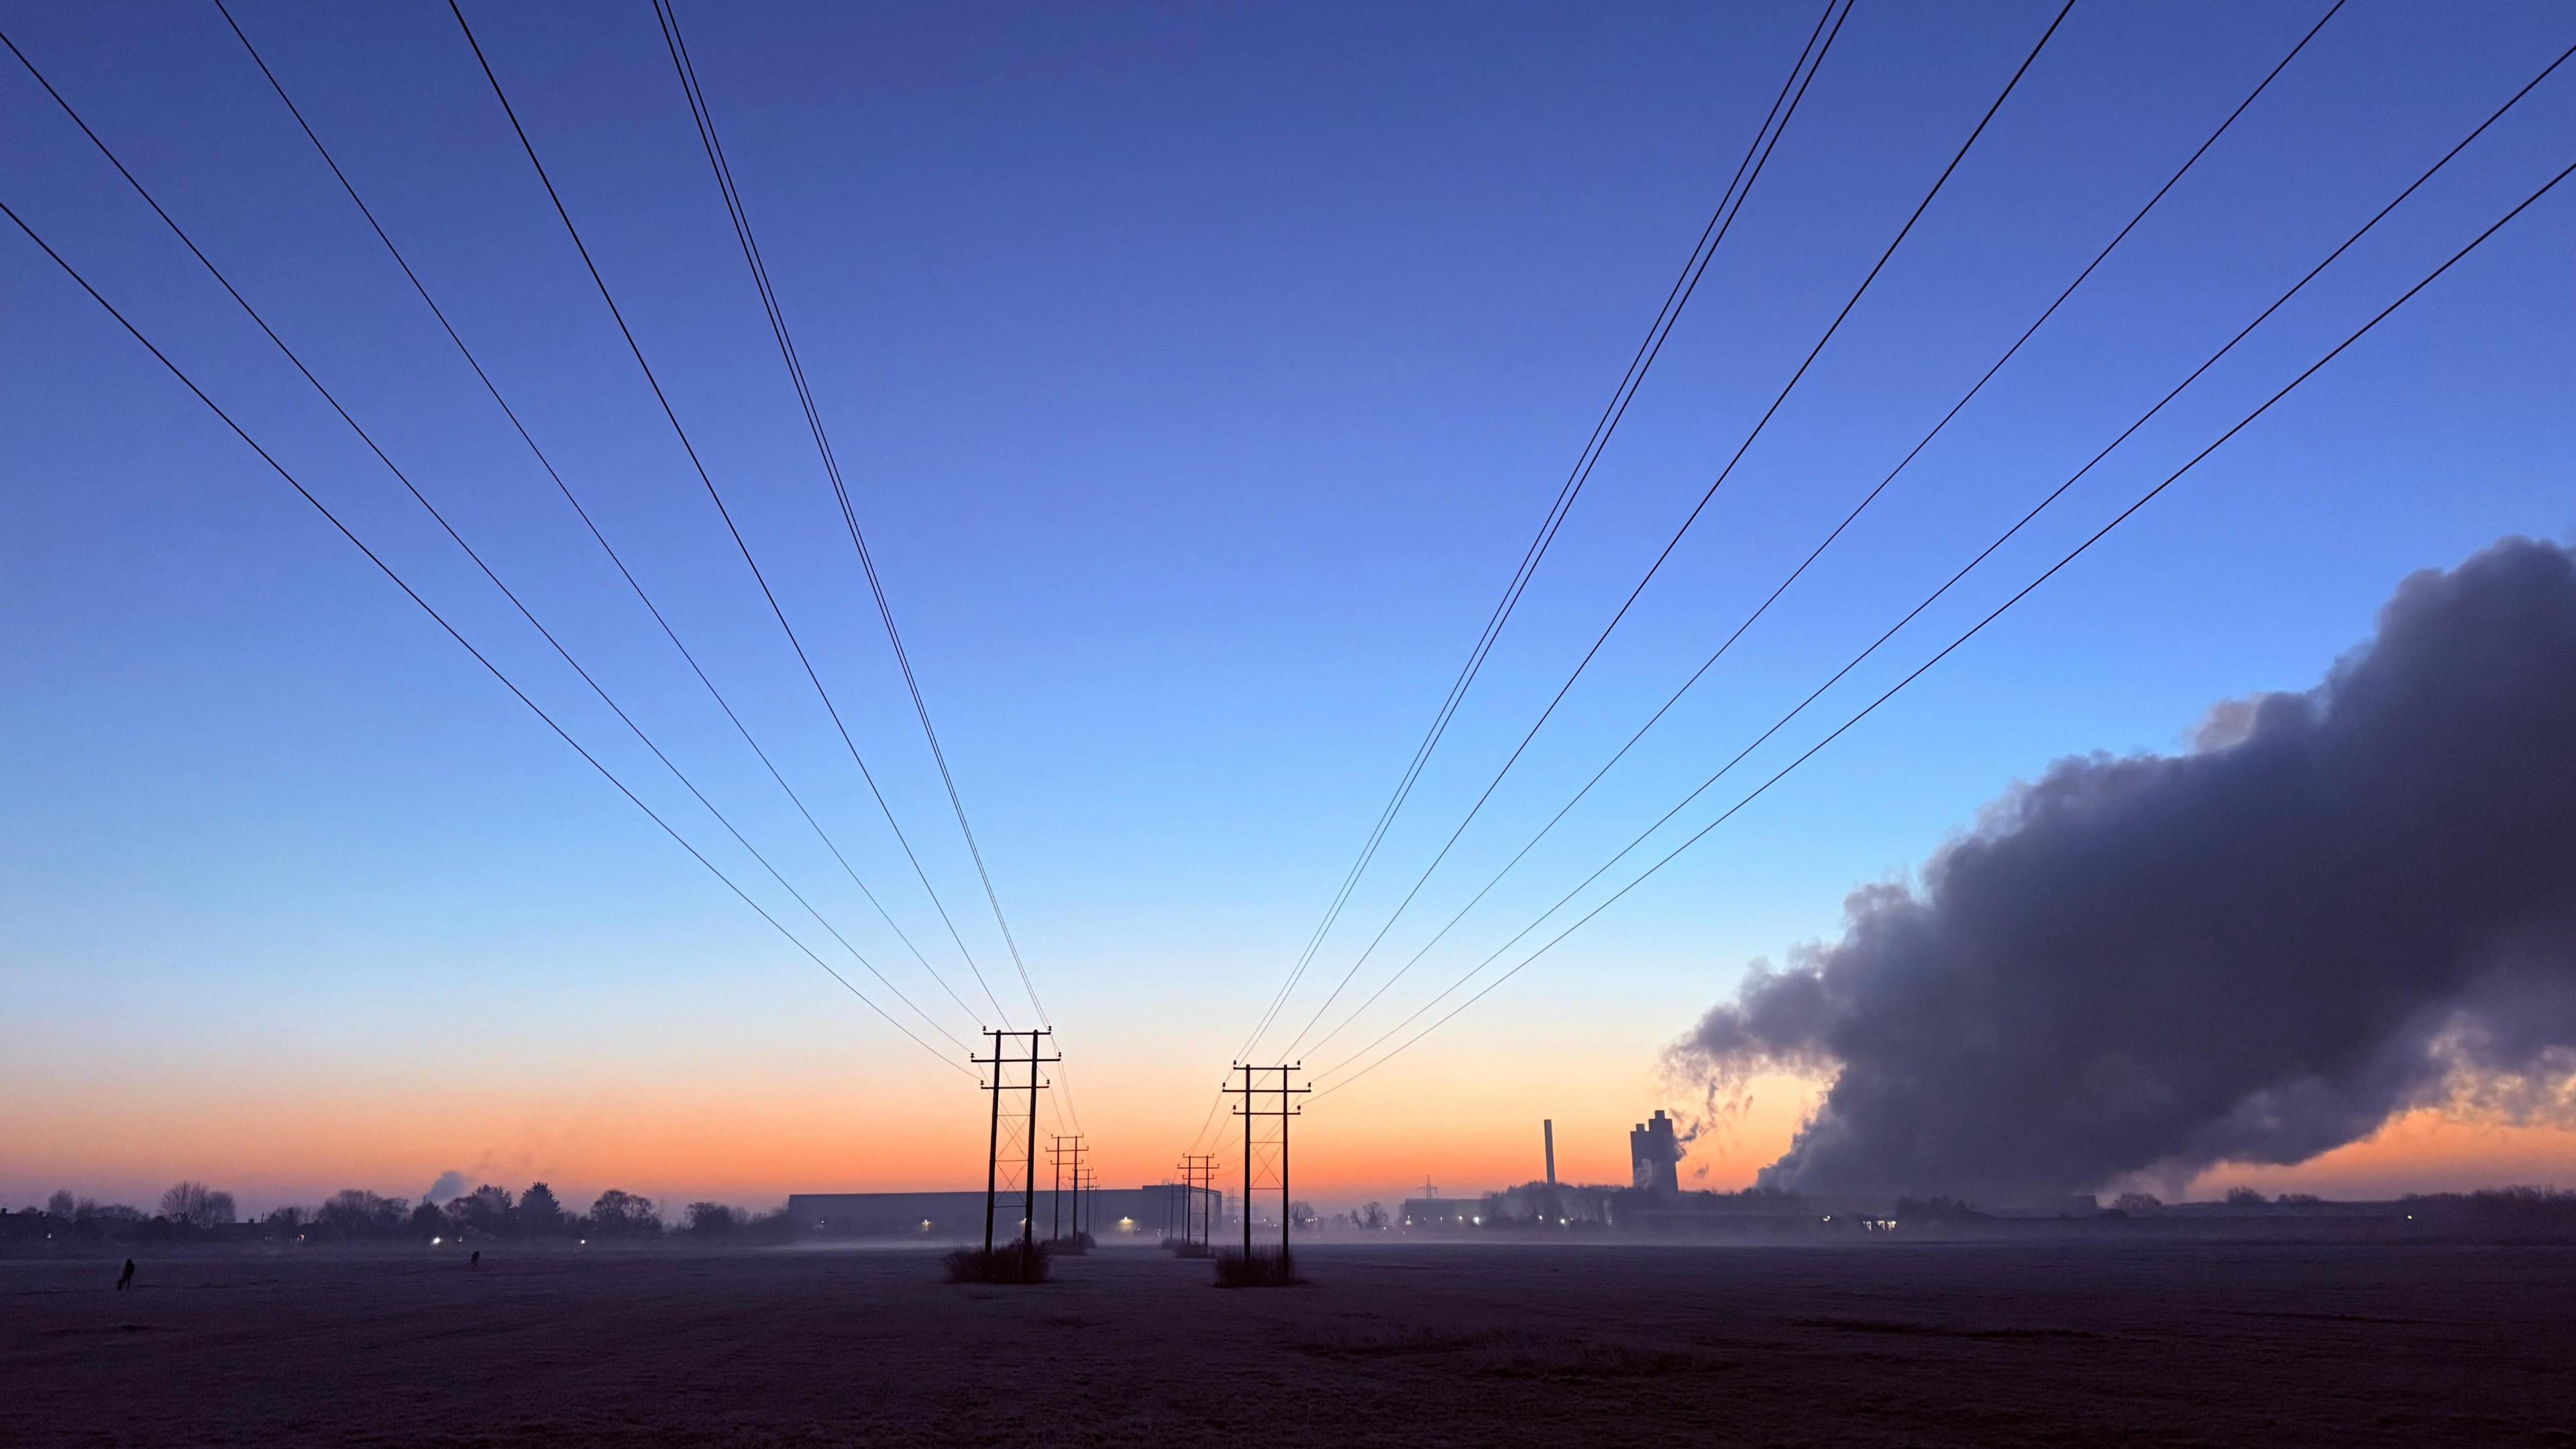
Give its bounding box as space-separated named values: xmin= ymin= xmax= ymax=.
xmin=1669 ymin=537 xmax=2576 ymax=1199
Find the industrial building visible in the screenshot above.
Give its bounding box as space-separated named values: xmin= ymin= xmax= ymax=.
xmin=787 ymin=1186 xmax=1224 ymax=1242
xmin=1629 ymin=1109 xmax=1682 ymax=1195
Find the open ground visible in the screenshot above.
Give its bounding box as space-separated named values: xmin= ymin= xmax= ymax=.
xmin=7 ymin=1240 xmax=2573 ymax=1446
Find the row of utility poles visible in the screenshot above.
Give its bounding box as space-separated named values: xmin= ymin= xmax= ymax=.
xmin=1049 ymin=1134 xmax=1096 ymax=1244
xmin=975 ymin=1034 xmax=1309 ymax=1269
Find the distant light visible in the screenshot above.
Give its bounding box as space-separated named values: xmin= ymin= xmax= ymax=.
xmin=431 ymin=1236 xmax=443 ymax=1245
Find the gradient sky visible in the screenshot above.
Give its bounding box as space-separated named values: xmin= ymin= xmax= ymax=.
xmin=5 ymin=0 xmax=2571 ymax=1216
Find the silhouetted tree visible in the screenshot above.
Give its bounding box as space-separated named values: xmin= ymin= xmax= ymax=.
xmin=685 ymin=1202 xmax=738 ymax=1236
xmin=408 ymin=1202 xmax=445 ymax=1238
xmin=2224 ymin=1186 xmax=2268 ymax=1207
xmin=517 ymin=1182 xmax=566 ymax=1235
xmin=317 ymin=1190 xmax=409 ymax=1239
xmin=46 ymin=1189 xmax=76 ymax=1220
xmin=1358 ymin=1201 xmax=1388 ymax=1231
xmin=160 ymin=1181 xmax=237 ymax=1229
xmin=445 ymin=1184 xmax=515 ymax=1238
xmin=588 ymin=1189 xmax=661 ymax=1237
xmin=2110 ymin=1192 xmax=2163 ymax=1215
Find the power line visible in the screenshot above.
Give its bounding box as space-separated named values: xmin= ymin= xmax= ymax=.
xmin=1233 ymin=1 xmax=1850 ymax=1069
xmin=1189 ymin=1 xmax=1849 ymax=1159
xmin=445 ymin=0 xmax=1017 ymax=1029
xmin=0 ymin=23 xmax=978 ymax=1055
xmin=648 ymin=0 xmax=1081 ymax=1136
xmin=207 ymin=0 xmax=992 ymax=1032
xmin=0 ymin=193 xmax=977 ymax=1079
xmin=1314 ymin=136 xmax=2576 ymax=1102
xmin=1315 ymin=36 xmax=2574 ymax=1084
xmin=1295 ymin=0 xmax=2352 ymax=1063
xmin=1276 ymin=0 xmax=2076 ymax=1061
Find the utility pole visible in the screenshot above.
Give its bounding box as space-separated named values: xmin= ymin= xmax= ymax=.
xmin=1059 ymin=1136 xmax=1087 ymax=1243
xmin=1023 ymin=1030 xmax=1040 ymax=1257
xmin=973 ymin=1029 xmax=1057 ymax=1260
xmin=1175 ymin=1153 xmax=1215 ymax=1253
xmin=1049 ymin=1135 xmax=1067 ymax=1242
xmin=1226 ymin=1063 xmax=1307 ymax=1265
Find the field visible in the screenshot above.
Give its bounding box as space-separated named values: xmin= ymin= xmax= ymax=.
xmin=7 ymin=1240 xmax=2573 ymax=1446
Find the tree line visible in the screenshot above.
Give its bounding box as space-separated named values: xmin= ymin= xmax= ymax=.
xmin=3 ymin=1181 xmax=796 ymax=1245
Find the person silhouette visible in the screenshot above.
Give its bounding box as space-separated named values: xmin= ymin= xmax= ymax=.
xmin=469 ymin=1250 xmax=480 ymax=1269
xmin=115 ymin=1259 xmax=135 ymax=1291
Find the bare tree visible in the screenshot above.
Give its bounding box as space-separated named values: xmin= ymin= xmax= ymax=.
xmin=160 ymin=1181 xmax=237 ymax=1229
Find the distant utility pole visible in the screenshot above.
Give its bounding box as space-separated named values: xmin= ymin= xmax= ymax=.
xmin=1049 ymin=1135 xmax=1065 ymax=1242
xmin=1048 ymin=1134 xmax=1085 ymax=1243
xmin=1176 ymin=1153 xmax=1216 ymax=1252
xmin=975 ymin=1029 xmax=1057 ymax=1258
xmin=1226 ymin=1063 xmax=1307 ymax=1264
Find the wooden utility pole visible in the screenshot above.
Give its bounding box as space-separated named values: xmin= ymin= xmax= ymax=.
xmin=1049 ymin=1136 xmax=1065 ymax=1242
xmin=1022 ymin=1032 xmax=1040 ymax=1256
xmin=973 ymin=1030 xmax=1056 ymax=1259
xmin=1175 ymin=1153 xmax=1215 ymax=1252
xmin=1225 ymin=1063 xmax=1307 ymax=1265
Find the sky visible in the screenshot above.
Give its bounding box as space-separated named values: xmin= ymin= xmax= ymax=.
xmin=3 ymin=0 xmax=2571 ymax=1217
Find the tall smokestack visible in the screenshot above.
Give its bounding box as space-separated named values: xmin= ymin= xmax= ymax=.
xmin=1543 ymin=1120 xmax=1556 ymax=1186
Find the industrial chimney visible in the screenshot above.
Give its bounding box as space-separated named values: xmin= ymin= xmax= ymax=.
xmin=1630 ymin=1110 xmax=1680 ymax=1196
xmin=1543 ymin=1120 xmax=1556 ymax=1187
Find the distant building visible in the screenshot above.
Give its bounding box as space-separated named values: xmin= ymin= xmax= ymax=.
xmin=1630 ymin=1110 xmax=1681 ymax=1195
xmin=787 ymin=1186 xmax=1222 ymax=1242
xmin=1485 ymin=1181 xmax=1616 ymax=1226
xmin=1399 ymin=1197 xmax=1477 ymax=1230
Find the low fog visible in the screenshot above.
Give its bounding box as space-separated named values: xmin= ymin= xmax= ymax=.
xmin=1671 ymin=536 xmax=2576 ymax=1199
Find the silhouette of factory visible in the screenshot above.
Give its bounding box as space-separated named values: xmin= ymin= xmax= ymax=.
xmin=1398 ymin=1111 xmax=2096 ymax=1234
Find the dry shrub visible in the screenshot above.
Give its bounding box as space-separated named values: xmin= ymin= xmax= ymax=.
xmin=1212 ymin=1248 xmax=1301 ymax=1287
xmin=942 ymin=1243 xmax=1051 ymax=1284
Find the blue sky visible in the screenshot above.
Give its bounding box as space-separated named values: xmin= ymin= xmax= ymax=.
xmin=3 ymin=0 xmax=2570 ymax=1209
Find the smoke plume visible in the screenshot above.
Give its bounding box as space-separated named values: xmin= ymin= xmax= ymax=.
xmin=1669 ymin=536 xmax=2576 ymax=1199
